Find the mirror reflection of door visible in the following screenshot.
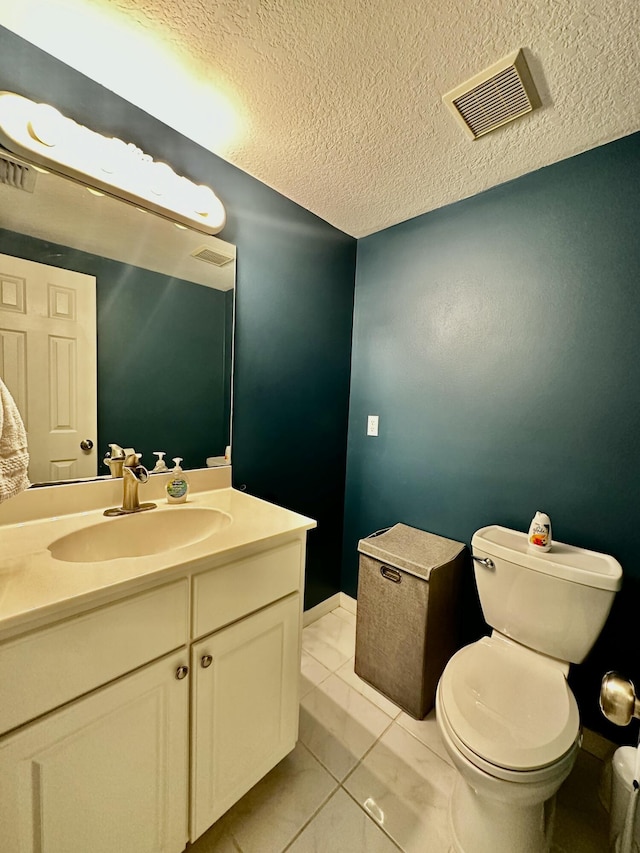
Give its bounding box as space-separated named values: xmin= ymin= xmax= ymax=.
xmin=0 ymin=253 xmax=97 ymax=482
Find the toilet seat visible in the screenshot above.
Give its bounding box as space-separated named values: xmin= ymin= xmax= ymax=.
xmin=439 ymin=636 xmax=580 ymax=772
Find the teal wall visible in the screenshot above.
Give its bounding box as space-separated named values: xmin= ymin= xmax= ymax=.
xmin=0 ymin=228 xmax=231 ymax=471
xmin=3 ymin=25 xmax=639 ymax=742
xmin=344 ymin=132 xmax=640 ymax=740
xmin=0 ymin=27 xmax=356 ymax=609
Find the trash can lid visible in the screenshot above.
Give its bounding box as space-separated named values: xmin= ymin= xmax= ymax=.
xmin=358 ymin=523 xmax=465 ymax=581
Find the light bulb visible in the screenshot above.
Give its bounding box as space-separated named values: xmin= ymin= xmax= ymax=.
xmin=27 ymin=103 xmax=65 ymax=148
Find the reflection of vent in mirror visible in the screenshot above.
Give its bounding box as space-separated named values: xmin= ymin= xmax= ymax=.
xmin=443 ymin=49 xmax=540 ymax=140
xmin=0 ymin=151 xmax=37 ymax=192
xmin=192 ymin=246 xmax=235 ymax=267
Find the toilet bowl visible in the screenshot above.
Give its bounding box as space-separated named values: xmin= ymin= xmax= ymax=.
xmin=436 ymin=524 xmax=622 ymax=853
xmin=436 ymin=635 xmax=580 ymax=852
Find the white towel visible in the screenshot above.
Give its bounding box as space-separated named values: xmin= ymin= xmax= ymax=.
xmin=0 ymin=378 xmax=30 ymax=503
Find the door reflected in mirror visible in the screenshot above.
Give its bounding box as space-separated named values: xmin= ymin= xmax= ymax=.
xmin=0 ymin=154 xmax=235 ymax=485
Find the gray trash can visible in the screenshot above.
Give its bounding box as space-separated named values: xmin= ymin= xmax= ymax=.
xmin=355 ymin=523 xmax=466 ymax=720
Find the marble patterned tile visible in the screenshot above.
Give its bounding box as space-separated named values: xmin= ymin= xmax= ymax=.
xmin=188 ymin=743 xmax=337 ymax=853
xmin=299 ymin=674 xmax=393 ymax=781
xmin=302 ymin=612 xmax=356 ymax=671
xmin=286 ymin=789 xmax=400 ymax=852
xmin=344 ymin=722 xmax=455 ymax=853
xmin=332 ymin=606 xmax=357 ymax=626
xmin=335 ymin=659 xmax=402 ymax=719
xmin=395 ymin=709 xmax=453 ymax=766
xmin=300 ymin=650 xmax=332 ymax=699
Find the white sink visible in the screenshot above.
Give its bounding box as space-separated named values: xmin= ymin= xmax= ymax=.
xmin=49 ymin=507 xmax=232 ymax=562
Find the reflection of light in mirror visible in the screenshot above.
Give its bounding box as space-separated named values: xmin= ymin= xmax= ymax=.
xmin=2 ymin=0 xmax=242 ymax=155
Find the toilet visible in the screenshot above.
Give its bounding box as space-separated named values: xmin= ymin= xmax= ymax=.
xmin=435 ymin=524 xmax=622 ymax=853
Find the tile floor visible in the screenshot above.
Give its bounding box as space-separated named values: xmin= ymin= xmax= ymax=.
xmin=188 ymin=605 xmax=612 ymax=853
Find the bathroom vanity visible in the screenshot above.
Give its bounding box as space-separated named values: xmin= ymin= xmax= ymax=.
xmin=0 ymin=468 xmax=315 ymax=852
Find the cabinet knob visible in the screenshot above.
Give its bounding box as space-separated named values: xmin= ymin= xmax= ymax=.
xmin=201 ymin=654 xmax=213 ymax=669
xmin=175 ymin=665 xmax=189 ymax=680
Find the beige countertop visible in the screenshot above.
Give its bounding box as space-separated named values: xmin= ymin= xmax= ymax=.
xmin=0 ymin=471 xmax=316 ymax=639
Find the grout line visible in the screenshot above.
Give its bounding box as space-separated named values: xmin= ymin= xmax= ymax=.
xmin=280 ymin=783 xmax=340 ymax=851
xmin=300 ymin=644 xmax=350 ymax=674
xmin=346 ymin=712 xmax=397 ymax=780
xmin=393 ymin=717 xmax=455 ymax=768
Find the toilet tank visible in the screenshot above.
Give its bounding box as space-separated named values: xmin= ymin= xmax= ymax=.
xmin=471 ymin=525 xmax=622 ymax=664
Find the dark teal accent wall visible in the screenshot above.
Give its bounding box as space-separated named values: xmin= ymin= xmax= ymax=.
xmin=0 ymin=228 xmax=230 ymax=471
xmin=0 ymin=27 xmax=356 ymax=609
xmin=344 ymin=132 xmax=640 ymax=741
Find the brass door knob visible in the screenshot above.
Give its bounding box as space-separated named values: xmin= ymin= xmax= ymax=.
xmin=80 ymin=439 xmax=94 ymax=451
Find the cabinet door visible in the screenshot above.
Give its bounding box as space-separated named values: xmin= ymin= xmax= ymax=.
xmin=191 ymin=593 xmax=300 ymax=840
xmin=0 ymin=651 xmax=189 ymax=853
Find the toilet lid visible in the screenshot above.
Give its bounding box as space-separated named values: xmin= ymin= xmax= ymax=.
xmin=440 ymin=636 xmax=580 ymax=771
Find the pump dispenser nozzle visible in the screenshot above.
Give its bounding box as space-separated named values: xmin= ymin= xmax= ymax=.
xmin=152 ymin=451 xmax=169 ymax=473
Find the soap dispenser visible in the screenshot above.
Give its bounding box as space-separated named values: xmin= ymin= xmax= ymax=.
xmin=151 ymin=451 xmax=169 ymax=473
xmin=166 ymin=457 xmax=189 ymax=504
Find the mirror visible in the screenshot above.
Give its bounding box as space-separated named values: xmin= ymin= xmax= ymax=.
xmin=0 ymin=154 xmax=235 ymax=484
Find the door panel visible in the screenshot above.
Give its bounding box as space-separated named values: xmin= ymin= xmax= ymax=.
xmin=0 ymin=252 xmax=96 ymax=482
xmin=0 ymin=651 xmax=189 ymax=853
xmin=191 ymin=593 xmax=300 ymax=840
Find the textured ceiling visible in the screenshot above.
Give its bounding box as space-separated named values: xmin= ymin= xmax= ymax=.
xmin=3 ymin=0 xmax=640 ymax=237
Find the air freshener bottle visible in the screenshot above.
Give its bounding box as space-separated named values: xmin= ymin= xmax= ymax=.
xmin=528 ymin=511 xmax=552 ymax=552
xmin=166 ymin=457 xmax=190 ymax=504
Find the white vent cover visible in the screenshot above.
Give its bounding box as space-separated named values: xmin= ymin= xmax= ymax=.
xmin=0 ymin=150 xmax=37 ymax=192
xmin=191 ymin=246 xmax=234 ymax=266
xmin=443 ymin=49 xmax=540 ymax=140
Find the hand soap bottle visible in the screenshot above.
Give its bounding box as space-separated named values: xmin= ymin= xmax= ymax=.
xmin=166 ymin=457 xmax=189 ymax=504
xmin=528 ymin=511 xmax=552 ymax=552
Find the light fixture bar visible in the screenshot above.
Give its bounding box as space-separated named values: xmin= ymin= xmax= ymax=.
xmin=0 ymin=91 xmax=226 ymax=235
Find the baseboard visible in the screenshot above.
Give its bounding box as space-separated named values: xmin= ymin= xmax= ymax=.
xmin=303 ymin=592 xmax=357 ymax=626
xmin=339 ymin=592 xmax=357 ymax=614
xmin=303 ymin=593 xmax=341 ymax=627
xmin=581 ymin=727 xmax=616 ymax=761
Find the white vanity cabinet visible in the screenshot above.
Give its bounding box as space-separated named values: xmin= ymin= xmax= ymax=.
xmin=190 ymin=539 xmax=304 ymax=840
xmin=0 ymin=650 xmax=190 ymax=853
xmin=191 ymin=593 xmax=300 ymax=839
xmin=0 ymin=531 xmax=308 ymax=853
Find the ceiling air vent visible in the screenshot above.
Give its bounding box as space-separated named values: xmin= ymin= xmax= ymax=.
xmin=0 ymin=150 xmax=37 ymax=192
xmin=443 ymin=49 xmax=540 ymax=140
xmin=191 ymin=246 xmax=234 ymax=267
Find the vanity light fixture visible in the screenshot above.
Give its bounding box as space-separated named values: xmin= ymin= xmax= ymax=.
xmin=0 ymin=91 xmax=226 ymax=235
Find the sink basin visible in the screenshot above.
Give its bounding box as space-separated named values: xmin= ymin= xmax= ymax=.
xmin=49 ymin=507 xmax=232 ymax=562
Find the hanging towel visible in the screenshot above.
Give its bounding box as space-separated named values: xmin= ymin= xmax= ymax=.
xmin=0 ymin=378 xmax=30 ymax=503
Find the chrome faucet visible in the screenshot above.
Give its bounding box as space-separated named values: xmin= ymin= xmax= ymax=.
xmin=104 ymin=452 xmax=157 ymax=517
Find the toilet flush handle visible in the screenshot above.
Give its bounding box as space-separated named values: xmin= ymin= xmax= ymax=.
xmin=472 ymin=556 xmax=495 ymax=569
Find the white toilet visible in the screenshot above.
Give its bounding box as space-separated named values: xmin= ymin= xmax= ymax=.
xmin=435 ymin=524 xmax=622 ymax=853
